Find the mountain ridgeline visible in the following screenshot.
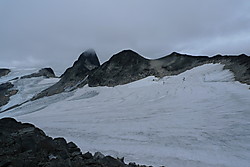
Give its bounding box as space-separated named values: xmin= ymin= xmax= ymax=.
xmin=32 ymin=49 xmax=250 ymax=100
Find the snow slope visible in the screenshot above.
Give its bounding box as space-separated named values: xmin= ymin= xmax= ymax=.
xmin=1 ymin=64 xmax=250 ymax=167
xmin=0 ymin=68 xmax=60 ymax=111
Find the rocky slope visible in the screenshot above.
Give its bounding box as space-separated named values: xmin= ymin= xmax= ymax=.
xmin=0 ymin=68 xmax=10 ymax=77
xmin=88 ymin=50 xmax=153 ymax=87
xmin=32 ymin=49 xmax=100 ymax=100
xmin=0 ymin=82 xmax=18 ymax=107
xmin=20 ymin=68 xmax=56 ymax=79
xmin=0 ymin=117 xmax=148 ymax=167
xmin=89 ymin=51 xmax=250 ymax=86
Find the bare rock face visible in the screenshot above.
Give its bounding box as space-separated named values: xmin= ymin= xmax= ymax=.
xmin=32 ymin=49 xmax=100 ymax=100
xmin=21 ymin=68 xmax=56 ymax=79
xmin=0 ymin=118 xmax=149 ymax=167
xmin=0 ymin=68 xmax=11 ymax=77
xmin=149 ymin=52 xmax=210 ymax=77
xmin=0 ymin=82 xmax=18 ymax=107
xmin=88 ymin=50 xmax=154 ymax=87
xmin=210 ymin=54 xmax=250 ymax=85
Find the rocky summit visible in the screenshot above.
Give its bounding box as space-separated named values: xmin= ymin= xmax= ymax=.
xmin=0 ymin=117 xmax=149 ymax=167
xmin=88 ymin=50 xmax=153 ymax=87
xmin=32 ymin=50 xmax=101 ymax=100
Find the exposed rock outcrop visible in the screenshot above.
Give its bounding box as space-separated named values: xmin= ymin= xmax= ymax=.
xmin=0 ymin=117 xmax=149 ymax=167
xmin=21 ymin=68 xmax=56 ymax=79
xmin=210 ymin=54 xmax=250 ymax=84
xmin=0 ymin=68 xmax=11 ymax=77
xmin=0 ymin=82 xmax=18 ymax=107
xmin=89 ymin=51 xmax=250 ymax=86
xmin=88 ymin=50 xmax=154 ymax=87
xmin=32 ymin=49 xmax=100 ymax=100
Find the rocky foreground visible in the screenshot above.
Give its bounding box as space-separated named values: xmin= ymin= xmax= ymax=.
xmin=0 ymin=118 xmax=150 ymax=167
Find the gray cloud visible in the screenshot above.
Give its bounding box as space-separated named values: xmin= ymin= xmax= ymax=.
xmin=0 ymin=0 xmax=250 ymax=72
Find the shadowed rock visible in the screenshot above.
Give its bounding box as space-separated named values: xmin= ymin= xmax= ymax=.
xmin=0 ymin=68 xmax=11 ymax=77
xmin=210 ymin=54 xmax=250 ymax=85
xmin=32 ymin=49 xmax=100 ymax=100
xmin=88 ymin=50 xmax=154 ymax=87
xmin=21 ymin=68 xmax=56 ymax=79
xmin=0 ymin=117 xmax=150 ymax=167
xmin=0 ymin=82 xmax=18 ymax=107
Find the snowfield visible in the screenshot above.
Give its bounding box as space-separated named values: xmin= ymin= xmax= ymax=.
xmin=1 ymin=64 xmax=250 ymax=167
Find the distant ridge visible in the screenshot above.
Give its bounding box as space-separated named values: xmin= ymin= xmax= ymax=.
xmin=33 ymin=49 xmax=250 ymax=100
xmin=1 ymin=49 xmax=249 ymax=111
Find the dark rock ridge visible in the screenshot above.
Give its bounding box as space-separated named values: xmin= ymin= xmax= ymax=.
xmin=0 ymin=68 xmax=11 ymax=77
xmin=0 ymin=117 xmax=149 ymax=167
xmin=89 ymin=51 xmax=250 ymax=86
xmin=0 ymin=82 xmax=18 ymax=107
xmin=32 ymin=50 xmax=100 ymax=100
xmin=32 ymin=50 xmax=250 ymax=100
xmin=21 ymin=68 xmax=56 ymax=79
xmin=88 ymin=50 xmax=153 ymax=86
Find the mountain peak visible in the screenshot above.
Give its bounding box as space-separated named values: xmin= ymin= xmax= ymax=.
xmin=85 ymin=48 xmax=96 ymax=55
xmin=109 ymin=49 xmax=147 ymax=63
xmin=77 ymin=49 xmax=100 ymax=70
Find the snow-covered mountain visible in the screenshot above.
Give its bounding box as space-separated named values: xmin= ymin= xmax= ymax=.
xmin=0 ymin=50 xmax=250 ymax=167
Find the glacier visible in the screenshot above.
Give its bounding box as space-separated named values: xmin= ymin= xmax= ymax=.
xmin=1 ymin=64 xmax=250 ymax=167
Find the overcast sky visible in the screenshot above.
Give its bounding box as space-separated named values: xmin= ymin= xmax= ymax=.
xmin=0 ymin=0 xmax=250 ymax=72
